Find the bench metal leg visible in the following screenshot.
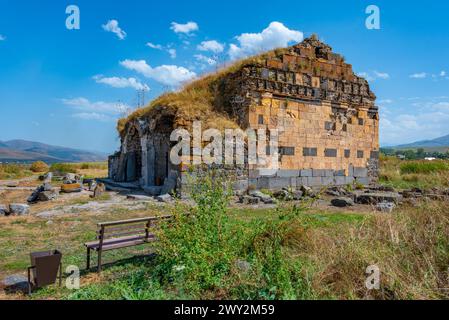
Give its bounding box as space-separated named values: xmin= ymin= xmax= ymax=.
xmin=97 ymin=250 xmax=102 ymax=273
xmin=27 ymin=267 xmax=33 ymax=295
xmin=59 ymin=262 xmax=63 ymax=287
xmin=86 ymin=247 xmax=91 ymax=270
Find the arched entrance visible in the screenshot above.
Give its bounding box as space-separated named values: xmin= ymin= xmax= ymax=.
xmin=147 ymin=115 xmax=175 ymax=186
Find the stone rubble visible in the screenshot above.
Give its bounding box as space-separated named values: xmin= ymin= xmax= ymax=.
xmin=0 ymin=204 xmax=8 ymax=216
xmin=377 ymin=202 xmax=396 ymax=213
xmin=28 ymin=183 xmax=59 ymax=203
xmin=249 ymin=190 xmax=275 ymax=204
xmin=9 ymin=204 xmax=30 ymax=216
xmin=331 ymin=197 xmax=355 ymax=207
xmin=156 ymin=194 xmax=174 ymax=203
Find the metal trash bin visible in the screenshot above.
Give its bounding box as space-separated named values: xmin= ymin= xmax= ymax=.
xmin=28 ymin=250 xmax=62 ymax=294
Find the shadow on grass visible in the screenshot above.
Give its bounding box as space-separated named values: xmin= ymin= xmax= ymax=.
xmin=81 ymin=252 xmax=157 ymax=276
xmin=1 ymin=253 xmax=158 ymax=297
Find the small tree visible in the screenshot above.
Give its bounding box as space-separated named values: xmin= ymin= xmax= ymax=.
xmin=30 ymin=161 xmax=49 ymax=173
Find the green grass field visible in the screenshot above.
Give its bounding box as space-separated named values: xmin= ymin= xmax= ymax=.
xmin=380 ymin=157 xmax=449 ymax=189
xmin=0 ymin=159 xmax=448 ymax=300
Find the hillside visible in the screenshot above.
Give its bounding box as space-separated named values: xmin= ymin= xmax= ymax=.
xmin=395 ymin=134 xmax=449 ymax=149
xmin=0 ymin=140 xmax=107 ymax=163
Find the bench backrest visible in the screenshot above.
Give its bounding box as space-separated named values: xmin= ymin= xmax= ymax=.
xmin=96 ymin=216 xmax=172 ymax=243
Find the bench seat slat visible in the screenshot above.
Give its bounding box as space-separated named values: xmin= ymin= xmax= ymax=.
xmin=101 ymin=224 xmax=148 ymax=234
xmin=102 ymin=230 xmax=148 ymax=240
xmin=98 ymin=215 xmax=171 ymax=227
xmin=85 ymin=235 xmax=155 ymax=251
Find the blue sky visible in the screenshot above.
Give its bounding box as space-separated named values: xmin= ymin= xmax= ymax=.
xmin=0 ymin=0 xmax=448 ymax=153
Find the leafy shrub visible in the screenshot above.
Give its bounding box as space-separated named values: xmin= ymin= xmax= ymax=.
xmin=154 ymin=174 xmax=310 ymax=299
xmin=400 ymin=161 xmax=449 ymax=174
xmin=49 ymin=163 xmax=78 ymax=175
xmin=155 ymin=172 xmax=240 ymax=295
xmin=78 ymin=162 xmax=108 ymax=170
xmin=30 ymin=161 xmax=49 ymax=173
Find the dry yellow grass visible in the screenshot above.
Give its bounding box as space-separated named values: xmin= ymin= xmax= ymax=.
xmin=117 ymin=47 xmax=290 ymax=137
xmin=284 ymin=201 xmax=449 ymax=299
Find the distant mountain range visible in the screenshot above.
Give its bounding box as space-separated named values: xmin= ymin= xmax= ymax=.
xmin=393 ymin=134 xmax=449 ymax=150
xmin=0 ymin=140 xmax=108 ymax=163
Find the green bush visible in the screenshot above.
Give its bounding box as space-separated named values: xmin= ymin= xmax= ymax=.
xmin=400 ymin=161 xmax=449 ymax=174
xmin=155 ymin=172 xmax=239 ymax=295
xmin=78 ymin=162 xmax=108 ymax=170
xmin=49 ymin=163 xmax=78 ymax=175
xmin=30 ymin=161 xmax=49 ymax=173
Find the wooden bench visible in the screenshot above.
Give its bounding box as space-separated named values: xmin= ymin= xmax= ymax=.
xmin=84 ymin=216 xmax=171 ymax=272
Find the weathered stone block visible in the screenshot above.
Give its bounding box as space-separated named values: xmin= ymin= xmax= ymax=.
xmin=9 ymin=204 xmax=30 ymax=216
xmin=296 ymin=177 xmax=308 ymax=187
xmin=322 ymin=177 xmax=335 ymax=185
xmin=354 ymin=168 xmax=368 ymax=178
xmin=334 ymin=176 xmax=346 ymax=186
xmin=307 ymin=177 xmax=323 ymax=186
xmin=355 ymin=177 xmax=369 ymax=185
xmin=0 ymin=204 xmax=8 ymax=216
xmin=256 ymin=177 xmax=269 ymax=189
xmin=345 ymin=176 xmax=355 ymax=184
xmin=312 ymin=169 xmax=326 ymax=177
xmin=324 ymin=170 xmax=334 ymax=177
xmin=299 ymin=169 xmax=313 ymax=177
xmin=334 ymin=170 xmax=346 ymax=176
xmin=258 ymin=169 xmax=277 ymax=178
xmin=232 ymin=179 xmax=249 ymax=191
xmin=277 ymin=170 xmax=300 ymax=178
xmin=267 ymin=177 xmax=293 ymax=190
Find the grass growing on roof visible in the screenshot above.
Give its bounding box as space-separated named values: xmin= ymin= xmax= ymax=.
xmin=116 ymin=47 xmax=290 ymax=136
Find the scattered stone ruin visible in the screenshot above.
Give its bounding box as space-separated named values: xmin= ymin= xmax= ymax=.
xmin=108 ymin=35 xmax=379 ymax=196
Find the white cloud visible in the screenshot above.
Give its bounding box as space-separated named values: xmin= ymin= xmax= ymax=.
xmin=102 ymin=20 xmax=127 ymax=40
xmin=228 ymin=22 xmax=303 ymax=60
xmin=147 ymin=43 xmax=177 ymax=59
xmin=358 ymin=71 xmax=389 ymax=81
xmin=197 ymin=40 xmax=225 ymax=53
xmin=432 ymin=102 xmax=449 ymax=111
xmin=0 ymin=34 xmax=6 ymax=41
xmin=440 ymin=70 xmax=446 ymax=77
xmin=373 ymin=71 xmax=390 ymax=79
xmin=378 ymin=99 xmax=393 ymax=105
xmin=62 ymin=97 xmax=130 ymax=115
xmin=146 ymin=42 xmax=163 ymax=50
xmin=409 ymin=72 xmax=427 ymax=79
xmin=168 ymin=48 xmax=177 ymax=59
xmin=93 ymin=75 xmax=150 ymax=91
xmin=72 ymin=113 xmax=111 ymax=122
xmin=170 ymin=21 xmax=199 ymax=35
xmin=120 ymin=59 xmax=196 ymax=86
xmin=194 ymin=54 xmax=217 ymax=66
xmin=380 ymin=99 xmax=449 ymax=146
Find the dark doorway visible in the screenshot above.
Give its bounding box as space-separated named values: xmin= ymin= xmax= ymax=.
xmin=125 ymin=126 xmax=142 ymax=182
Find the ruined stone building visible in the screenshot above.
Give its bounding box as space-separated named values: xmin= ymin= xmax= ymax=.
xmin=108 ymin=36 xmax=379 ymax=195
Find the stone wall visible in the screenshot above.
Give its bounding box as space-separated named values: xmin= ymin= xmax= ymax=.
xmin=109 ymin=36 xmax=380 ymax=195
